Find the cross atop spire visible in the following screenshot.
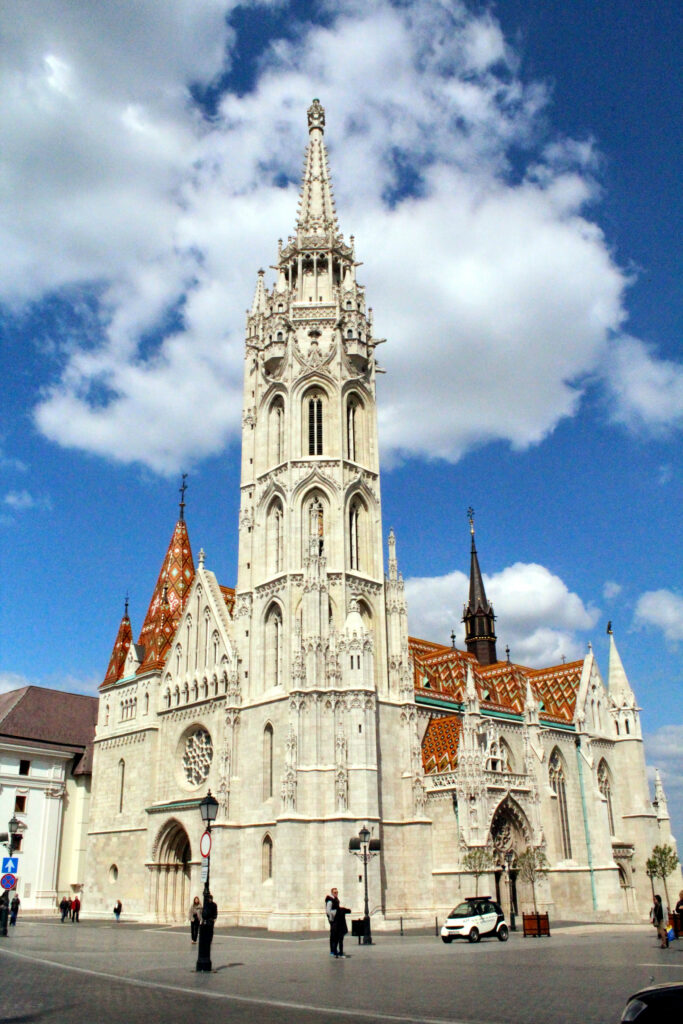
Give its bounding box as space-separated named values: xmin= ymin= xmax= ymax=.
xmin=179 ymin=473 xmax=188 ymax=521
xmin=296 ymin=99 xmax=339 ymax=240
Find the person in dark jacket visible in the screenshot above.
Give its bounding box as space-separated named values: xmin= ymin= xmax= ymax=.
xmin=9 ymin=895 xmax=20 ymax=926
xmin=326 ymin=888 xmax=351 ymax=958
xmin=59 ymin=897 xmax=69 ymax=922
xmin=653 ymin=894 xmax=668 ymax=948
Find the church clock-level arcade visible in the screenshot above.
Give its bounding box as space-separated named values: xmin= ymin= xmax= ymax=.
xmin=84 ymin=102 xmax=679 ymax=927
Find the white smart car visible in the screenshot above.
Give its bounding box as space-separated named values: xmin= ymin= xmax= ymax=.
xmin=441 ymin=897 xmax=509 ymax=943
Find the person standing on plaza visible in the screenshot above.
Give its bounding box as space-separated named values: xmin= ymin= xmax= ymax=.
xmin=202 ymin=892 xmax=217 ymax=941
xmin=60 ymin=896 xmax=69 ymax=922
xmin=326 ymin=887 xmax=350 ymax=958
xmin=113 ymin=899 xmax=122 ymax=922
xmin=71 ymin=895 xmax=81 ymax=923
xmin=9 ymin=894 xmax=20 ymax=926
xmin=653 ymin=894 xmax=668 ymax=948
xmin=188 ymin=896 xmax=201 ymax=944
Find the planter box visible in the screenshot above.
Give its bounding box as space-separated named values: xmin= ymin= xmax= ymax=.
xmin=522 ymin=912 xmax=551 ymax=937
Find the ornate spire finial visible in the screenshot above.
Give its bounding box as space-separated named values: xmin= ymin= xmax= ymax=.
xmin=467 ymin=506 xmax=475 ymax=535
xmin=606 ymin=620 xmax=612 ymax=635
xmin=307 ymin=98 xmax=325 ymax=134
xmin=199 ymin=547 xmax=205 ymax=567
xmin=450 ymin=629 xmax=456 ymax=648
xmin=179 ymin=473 xmax=188 ymax=521
xmin=505 ymin=644 xmax=510 ymax=663
xmin=124 ymin=592 xmax=129 ymax=618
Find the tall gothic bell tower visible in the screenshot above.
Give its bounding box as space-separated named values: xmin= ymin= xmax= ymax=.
xmin=230 ymin=100 xmax=427 ymax=927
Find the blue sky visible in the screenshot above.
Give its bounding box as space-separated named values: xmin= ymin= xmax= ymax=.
xmin=1 ymin=0 xmax=681 ymax=838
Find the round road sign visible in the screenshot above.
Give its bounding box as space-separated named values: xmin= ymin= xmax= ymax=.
xmin=1 ymin=873 xmax=16 ymax=890
xmin=200 ymin=830 xmax=211 ymax=858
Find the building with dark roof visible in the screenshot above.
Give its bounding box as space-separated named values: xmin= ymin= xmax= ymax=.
xmin=0 ymin=686 xmax=97 ymax=911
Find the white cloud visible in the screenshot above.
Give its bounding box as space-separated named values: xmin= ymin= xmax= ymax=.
xmin=603 ymin=580 xmax=622 ymax=600
xmin=0 ymin=671 xmax=34 ymax=695
xmin=0 ymin=0 xmax=680 ymax=472
xmin=3 ymin=490 xmax=52 ymax=512
xmin=405 ymin=560 xmax=598 ymax=667
xmin=635 ymin=589 xmax=683 ymax=644
xmin=607 ymin=336 xmax=683 ymax=435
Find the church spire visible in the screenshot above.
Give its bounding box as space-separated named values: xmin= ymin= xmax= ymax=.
xmin=101 ymin=597 xmax=133 ymax=686
xmin=462 ymin=508 xmax=498 ymax=665
xmin=295 ymin=99 xmax=339 ymax=240
xmin=607 ymin=625 xmax=635 ymax=705
xmin=136 ymin=497 xmax=195 ymax=675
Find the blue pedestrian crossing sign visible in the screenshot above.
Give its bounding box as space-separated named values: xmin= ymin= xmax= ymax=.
xmin=2 ymin=857 xmax=18 ymax=874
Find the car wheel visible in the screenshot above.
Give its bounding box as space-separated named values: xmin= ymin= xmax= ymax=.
xmin=468 ymin=927 xmax=480 ymax=943
xmin=441 ymin=936 xmax=453 ymax=944
xmin=497 ymin=925 xmax=509 ymax=942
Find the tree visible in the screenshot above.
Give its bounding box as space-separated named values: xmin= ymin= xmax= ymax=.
xmin=462 ymin=847 xmax=493 ymax=897
xmin=516 ymin=847 xmax=550 ymax=914
xmin=648 ymin=845 xmax=680 ymax=911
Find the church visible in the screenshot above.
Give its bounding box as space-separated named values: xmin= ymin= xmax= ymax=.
xmin=84 ymin=101 xmax=678 ymax=928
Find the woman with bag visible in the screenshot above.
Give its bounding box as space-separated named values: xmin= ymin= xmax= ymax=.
xmin=652 ymin=894 xmax=668 ymax=948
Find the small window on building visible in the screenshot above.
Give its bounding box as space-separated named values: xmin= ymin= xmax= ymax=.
xmin=19 ymin=760 xmax=30 ymax=776
xmin=14 ymin=795 xmax=27 ymax=813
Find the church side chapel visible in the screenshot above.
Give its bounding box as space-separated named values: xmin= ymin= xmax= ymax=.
xmin=84 ymin=101 xmax=677 ymax=928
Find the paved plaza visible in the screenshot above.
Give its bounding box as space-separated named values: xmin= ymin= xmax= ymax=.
xmin=1 ymin=919 xmax=681 ymax=1024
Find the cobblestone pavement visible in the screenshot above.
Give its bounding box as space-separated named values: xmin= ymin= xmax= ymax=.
xmin=0 ymin=920 xmax=681 ymax=1024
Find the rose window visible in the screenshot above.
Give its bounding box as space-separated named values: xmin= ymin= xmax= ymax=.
xmin=182 ymin=728 xmax=213 ymax=786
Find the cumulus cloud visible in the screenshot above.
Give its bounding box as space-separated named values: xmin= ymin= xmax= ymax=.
xmin=3 ymin=490 xmax=53 ymax=512
xmin=635 ymin=589 xmax=683 ymax=644
xmin=607 ymin=336 xmax=683 ymax=435
xmin=0 ymin=671 xmax=34 ymax=695
xmin=603 ymin=580 xmax=622 ymax=600
xmin=1 ymin=0 xmax=681 ymax=473
xmin=405 ymin=560 xmax=598 ymax=666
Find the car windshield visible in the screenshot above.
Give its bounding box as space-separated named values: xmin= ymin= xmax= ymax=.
xmin=449 ymin=902 xmax=476 ymax=918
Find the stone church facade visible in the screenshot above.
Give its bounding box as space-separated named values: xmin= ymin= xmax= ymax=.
xmin=84 ymin=101 xmax=678 ymax=927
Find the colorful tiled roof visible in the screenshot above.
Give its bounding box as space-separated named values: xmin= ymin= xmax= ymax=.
xmin=101 ymin=610 xmax=133 ymax=687
xmin=220 ymin=585 xmax=236 ymax=616
xmin=411 ymin=637 xmax=583 ymax=725
xmin=136 ymin=520 xmax=195 ymax=675
xmin=422 ymin=715 xmax=461 ymax=773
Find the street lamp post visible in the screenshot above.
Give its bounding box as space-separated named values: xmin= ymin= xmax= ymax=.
xmin=196 ymin=790 xmax=219 ymax=973
xmin=0 ymin=816 xmax=20 ymax=937
xmin=349 ymin=825 xmax=381 ymax=945
xmin=504 ymin=849 xmax=517 ymax=932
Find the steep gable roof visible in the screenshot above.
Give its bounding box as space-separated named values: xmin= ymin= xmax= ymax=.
xmin=101 ymin=607 xmax=133 ymax=687
xmin=136 ymin=519 xmax=195 ymax=675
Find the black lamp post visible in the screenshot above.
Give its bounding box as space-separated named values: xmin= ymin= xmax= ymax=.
xmin=196 ymin=790 xmax=219 ymax=973
xmin=0 ymin=816 xmax=19 ymax=937
xmin=504 ymin=849 xmax=517 ymax=931
xmin=349 ymin=825 xmax=381 ymax=945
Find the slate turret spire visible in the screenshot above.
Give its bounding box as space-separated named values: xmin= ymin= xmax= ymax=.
xmin=462 ymin=508 xmax=498 ymax=665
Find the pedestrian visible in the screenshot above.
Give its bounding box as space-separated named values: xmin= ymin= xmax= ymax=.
xmin=652 ymin=894 xmax=668 ymax=948
xmin=202 ymin=892 xmax=217 ymax=939
xmin=113 ymin=899 xmax=122 ymax=922
xmin=325 ymin=887 xmax=351 ymax=958
xmin=60 ymin=896 xmax=69 ymax=922
xmin=9 ymin=894 xmax=20 ymax=926
xmin=188 ymin=895 xmax=201 ymax=944
xmin=67 ymin=896 xmax=73 ymax=920
xmin=71 ymin=895 xmax=81 ymax=923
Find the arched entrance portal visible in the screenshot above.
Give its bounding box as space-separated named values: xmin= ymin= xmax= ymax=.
xmin=150 ymin=819 xmax=192 ymax=921
xmin=488 ymin=798 xmax=533 ymax=920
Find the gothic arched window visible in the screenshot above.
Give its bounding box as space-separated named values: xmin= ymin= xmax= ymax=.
xmin=263 ymin=724 xmax=274 ymax=800
xmin=265 ymin=604 xmax=283 ymax=689
xmin=118 ymin=759 xmax=125 ymax=813
xmin=267 ymin=499 xmax=284 ymax=574
xmin=269 ymin=397 xmax=285 ymax=466
xmin=262 ymin=834 xmax=273 ymax=880
xmin=307 ymin=393 xmax=323 ymax=455
xmin=549 ymin=749 xmax=572 ymax=859
xmin=307 ymin=496 xmax=325 ymax=557
xmin=598 ymin=759 xmax=616 ymax=836
xmin=347 ymin=397 xmax=358 ymax=462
